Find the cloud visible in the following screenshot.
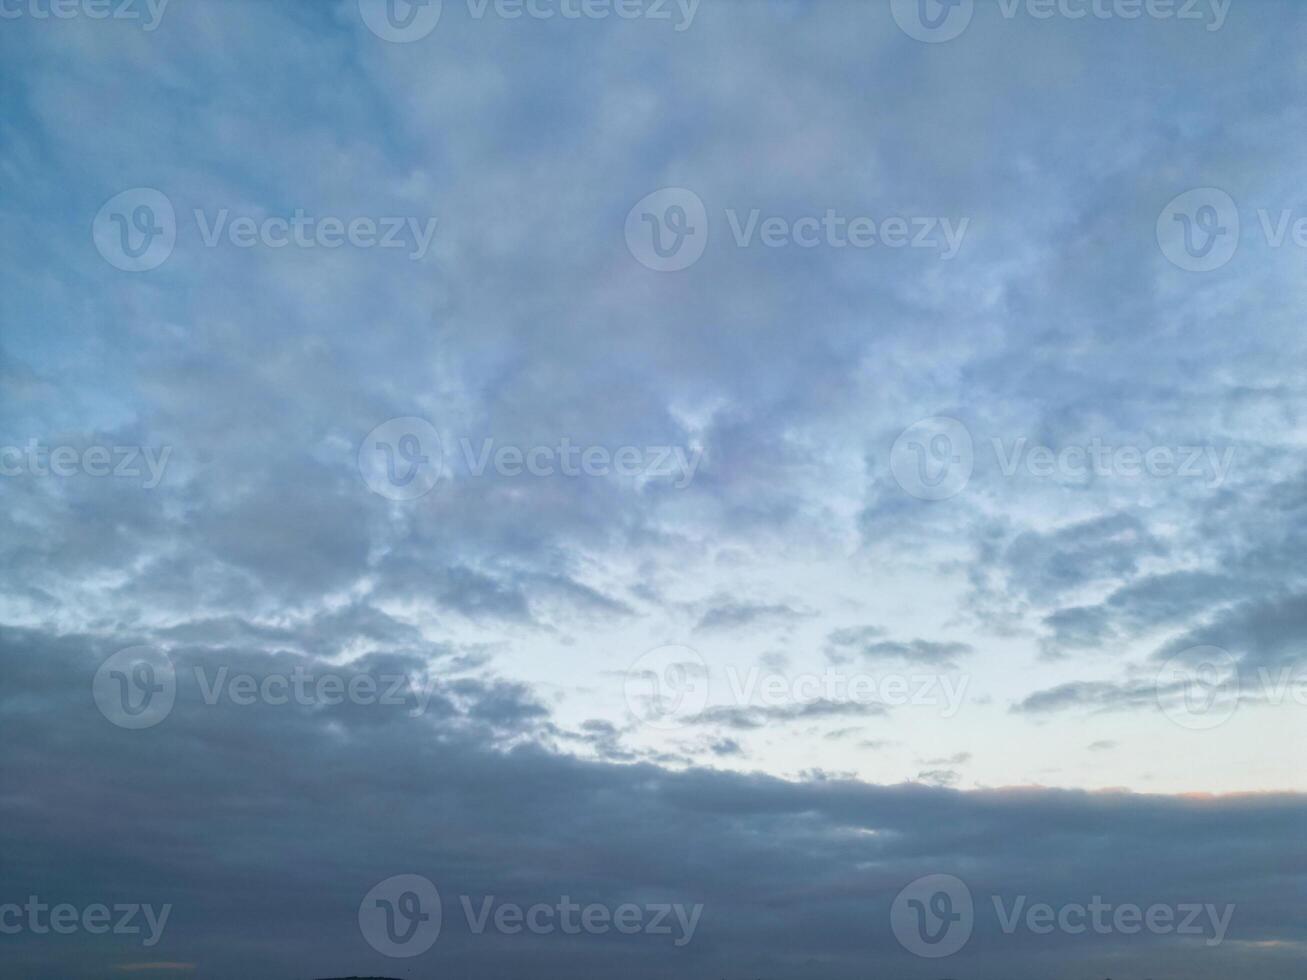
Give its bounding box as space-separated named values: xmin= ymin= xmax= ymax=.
xmin=692 ymin=698 xmax=889 ymax=730
xmin=1012 ymin=679 xmax=1157 ymax=716
xmin=694 ymin=598 xmax=810 ymax=633
xmin=916 ymin=768 xmax=961 ymax=787
xmin=4 ymin=625 xmax=1304 ymax=978
xmin=827 ymin=628 xmax=974 ymax=668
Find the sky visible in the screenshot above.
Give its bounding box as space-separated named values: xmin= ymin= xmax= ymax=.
xmin=1 ymin=0 xmax=1305 ymax=977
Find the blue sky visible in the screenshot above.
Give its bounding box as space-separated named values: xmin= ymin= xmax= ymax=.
xmin=2 ymin=0 xmax=1305 ymax=977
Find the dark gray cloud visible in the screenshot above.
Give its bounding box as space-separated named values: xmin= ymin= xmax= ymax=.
xmin=3 ymin=627 xmax=1305 ymax=979
xmin=692 ymin=698 xmax=889 ymax=730
xmin=1157 ymin=592 xmax=1307 ymax=672
xmin=1013 ymin=679 xmax=1158 ymax=716
xmin=694 ymin=598 xmax=810 ymax=633
xmin=916 ymin=768 xmax=961 ymax=787
xmin=827 ymin=628 xmax=974 ymax=668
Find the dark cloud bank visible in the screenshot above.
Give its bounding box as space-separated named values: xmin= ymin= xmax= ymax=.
xmin=2 ymin=628 xmax=1303 ymax=979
